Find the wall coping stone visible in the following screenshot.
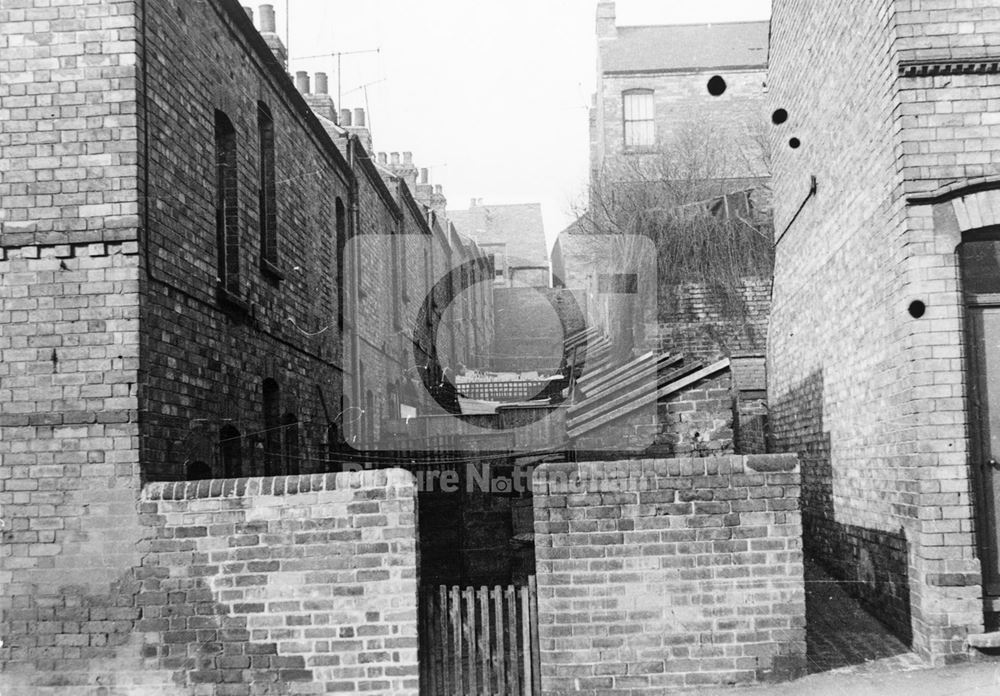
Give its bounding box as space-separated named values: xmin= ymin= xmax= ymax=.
xmin=142 ymin=469 xmax=414 ymax=501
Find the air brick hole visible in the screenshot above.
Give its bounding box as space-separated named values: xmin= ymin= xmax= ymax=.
xmin=908 ymin=300 xmax=926 ymax=318
xmin=707 ymin=75 xmax=727 ymax=96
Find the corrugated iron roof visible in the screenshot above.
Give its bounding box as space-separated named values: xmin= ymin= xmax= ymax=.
xmin=601 ymin=20 xmax=769 ymax=74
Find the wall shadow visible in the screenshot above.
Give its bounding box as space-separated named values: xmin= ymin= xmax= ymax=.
xmin=770 ymin=369 xmax=913 ymax=670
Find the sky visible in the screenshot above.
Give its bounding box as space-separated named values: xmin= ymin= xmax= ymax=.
xmin=265 ymin=1 xmax=772 ymax=248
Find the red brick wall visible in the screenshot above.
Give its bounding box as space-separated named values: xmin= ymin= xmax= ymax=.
xmin=532 ymin=455 xmax=806 ymax=693
xmin=1 ymin=469 xmax=419 ymax=694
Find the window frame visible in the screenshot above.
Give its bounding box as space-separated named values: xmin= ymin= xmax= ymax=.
xmin=257 ymin=101 xmax=281 ymax=279
xmin=622 ymin=89 xmax=656 ymax=151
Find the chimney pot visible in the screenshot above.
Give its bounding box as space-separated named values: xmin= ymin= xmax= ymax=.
xmin=339 ymin=108 xmax=352 ymax=126
xmin=295 ymin=71 xmax=311 ymax=95
xmin=314 ymin=72 xmax=328 ymax=95
xmin=378 ymin=152 xmax=388 ymax=165
xmin=420 ymin=168 xmax=429 ymax=184
xmin=403 ymin=151 xmax=413 ymax=165
xmin=242 ymin=5 xmax=254 ymax=22
xmin=470 ymin=198 xmax=478 ymax=208
xmin=353 ymin=108 xmax=366 ymax=127
xmin=390 ymin=152 xmax=401 ymax=166
xmin=259 ymin=3 xmax=276 ymax=33
xmin=434 ymin=185 xmax=443 ymax=194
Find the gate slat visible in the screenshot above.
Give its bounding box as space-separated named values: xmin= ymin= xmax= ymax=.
xmin=465 ymin=586 xmax=477 ymax=695
xmin=478 ymin=586 xmax=489 ymax=695
xmin=506 ymin=585 xmax=521 ymax=696
xmin=438 ymin=586 xmax=449 ymax=696
xmin=529 ymin=576 xmax=541 ymax=696
xmin=493 ymin=585 xmax=506 ymax=695
xmin=450 ymin=586 xmax=462 ymax=696
xmin=520 ymin=584 xmax=532 ymax=696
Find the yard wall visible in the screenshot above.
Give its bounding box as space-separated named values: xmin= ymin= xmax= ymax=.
xmin=531 ymin=455 xmax=805 ymax=694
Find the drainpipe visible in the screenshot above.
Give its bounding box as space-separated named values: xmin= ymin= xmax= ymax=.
xmin=346 ymin=136 xmax=364 ymax=430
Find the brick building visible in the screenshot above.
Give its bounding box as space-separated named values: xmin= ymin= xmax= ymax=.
xmin=557 ymin=2 xmax=774 ymax=366
xmin=0 ymin=0 xmax=494 ymax=690
xmin=591 ymin=2 xmax=770 ymax=186
xmin=447 ymin=200 xmax=549 ymax=287
xmin=768 ymin=0 xmax=1000 ymax=663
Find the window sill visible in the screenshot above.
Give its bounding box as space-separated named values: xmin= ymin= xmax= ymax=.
xmin=260 ymin=258 xmax=285 ymax=282
xmin=216 ymin=284 xmax=251 ymax=318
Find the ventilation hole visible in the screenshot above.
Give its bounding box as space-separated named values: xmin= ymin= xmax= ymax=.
xmin=772 ymin=108 xmax=788 ymax=125
xmin=908 ymin=300 xmax=926 ymax=319
xmin=789 ymin=137 xmax=801 ymax=149
xmin=707 ymin=76 xmax=727 ymax=96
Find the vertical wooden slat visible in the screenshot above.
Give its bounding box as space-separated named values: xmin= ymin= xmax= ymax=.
xmin=419 ymin=589 xmax=428 ymax=693
xmin=450 ymin=586 xmax=462 ymax=696
xmin=477 ymin=586 xmax=489 ymax=695
xmin=520 ymin=584 xmax=533 ymax=696
xmin=506 ymin=585 xmax=521 ymax=696
xmin=493 ymin=585 xmax=506 ymax=695
xmin=529 ymin=576 xmax=542 ymax=696
xmin=465 ymin=587 xmax=477 ymax=696
xmin=438 ymin=585 xmax=450 ymax=696
xmin=430 ymin=589 xmax=440 ymax=696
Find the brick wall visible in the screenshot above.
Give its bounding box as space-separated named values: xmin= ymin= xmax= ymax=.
xmin=593 ymin=68 xmax=769 ymax=182
xmin=658 ymin=278 xmax=771 ymax=362
xmin=1 ymin=469 xmax=419 ymax=694
xmin=768 ymin=0 xmax=996 ymax=662
xmin=532 ymin=455 xmax=806 ymax=693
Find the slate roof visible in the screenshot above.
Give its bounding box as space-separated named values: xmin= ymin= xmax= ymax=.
xmin=447 ymin=203 xmax=548 ymax=269
xmin=600 ymin=20 xmax=769 ymax=74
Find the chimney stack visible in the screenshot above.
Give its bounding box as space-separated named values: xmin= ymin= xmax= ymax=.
xmin=259 ymin=3 xmax=276 ymax=32
xmin=340 ymin=109 xmax=352 ymax=126
xmin=596 ymin=2 xmax=617 ymax=40
xmin=295 ymin=71 xmax=310 ymax=94
xmin=353 ymin=108 xmax=366 ymax=127
xmin=419 ymin=168 xmax=429 ymax=184
xmin=257 ymin=4 xmax=287 ymax=69
xmin=314 ymin=72 xmax=329 ymax=95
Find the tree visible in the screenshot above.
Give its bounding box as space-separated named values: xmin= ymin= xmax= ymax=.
xmin=564 ymin=119 xmax=775 ymax=359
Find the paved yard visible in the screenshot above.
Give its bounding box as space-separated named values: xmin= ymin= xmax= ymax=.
xmin=680 ymin=558 xmax=999 ymax=695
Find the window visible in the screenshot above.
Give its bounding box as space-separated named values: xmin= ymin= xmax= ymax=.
xmin=214 ymin=110 xmax=239 ymax=292
xmin=263 ymin=379 xmax=281 ymax=476
xmin=623 ymin=90 xmax=655 ymax=150
xmin=336 ymin=197 xmax=347 ymax=330
xmin=257 ymin=102 xmax=278 ymax=271
xmin=220 ymin=425 xmax=242 ymax=478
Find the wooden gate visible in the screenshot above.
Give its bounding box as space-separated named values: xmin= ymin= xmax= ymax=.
xmin=419 ymin=577 xmax=541 ymax=695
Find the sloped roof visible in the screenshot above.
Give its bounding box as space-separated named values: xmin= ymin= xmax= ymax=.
xmin=601 ymin=20 xmax=769 ymax=74
xmin=447 ymin=203 xmax=548 ymax=268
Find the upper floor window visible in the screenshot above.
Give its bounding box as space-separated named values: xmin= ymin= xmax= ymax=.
xmin=623 ymin=90 xmax=655 ymax=150
xmin=215 ymin=110 xmax=240 ymax=292
xmin=257 ymin=102 xmax=278 ymax=272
